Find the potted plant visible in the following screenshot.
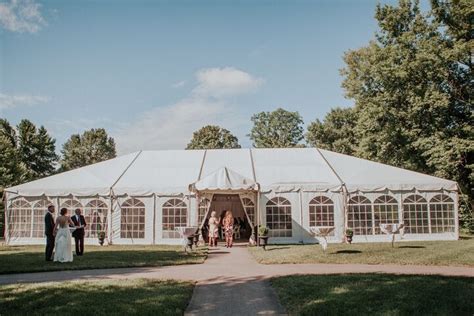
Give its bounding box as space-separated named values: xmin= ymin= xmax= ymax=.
xmin=98 ymin=231 xmax=106 ymax=246
xmin=258 ymin=225 xmax=269 ymax=250
xmin=345 ymin=228 xmax=353 ymax=244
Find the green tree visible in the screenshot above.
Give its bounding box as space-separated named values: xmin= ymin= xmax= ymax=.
xmin=249 ymin=108 xmax=304 ymax=148
xmin=17 ymin=119 xmax=58 ymax=180
xmin=186 ymin=125 xmax=241 ymax=150
xmin=306 ymin=107 xmax=358 ymax=154
xmin=60 ymin=128 xmax=117 ymax=171
xmin=340 ymin=0 xmax=473 ymax=230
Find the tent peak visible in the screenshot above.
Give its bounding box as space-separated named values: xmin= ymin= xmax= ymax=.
xmin=189 ymin=166 xmax=259 ymax=192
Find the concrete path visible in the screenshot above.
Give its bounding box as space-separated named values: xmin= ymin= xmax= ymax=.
xmin=1 ymin=244 xmax=473 ymax=315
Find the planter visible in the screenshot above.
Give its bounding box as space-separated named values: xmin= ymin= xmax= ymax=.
xmin=259 ymin=236 xmax=269 ymax=250
xmin=187 ymin=236 xmax=194 ymax=249
xmin=98 ymin=233 xmax=106 ymax=246
xmin=193 ymin=234 xmax=199 ymax=247
xmin=346 ymin=235 xmax=353 ymax=244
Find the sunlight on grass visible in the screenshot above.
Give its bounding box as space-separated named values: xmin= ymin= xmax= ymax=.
xmin=272 ymin=274 xmax=474 ymax=315
xmin=0 ymin=279 xmax=194 ymax=315
xmin=249 ymin=239 xmax=474 ymax=266
xmin=0 ymin=244 xmax=207 ymax=274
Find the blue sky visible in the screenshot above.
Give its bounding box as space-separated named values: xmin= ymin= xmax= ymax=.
xmin=1 ymin=0 xmax=400 ymax=154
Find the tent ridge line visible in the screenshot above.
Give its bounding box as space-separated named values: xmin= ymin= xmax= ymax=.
xmin=110 ymin=150 xmax=143 ymax=193
xmin=197 ymin=150 xmax=207 ymax=181
xmin=314 ymin=147 xmax=345 ymax=187
xmin=249 ymin=148 xmax=257 ymax=182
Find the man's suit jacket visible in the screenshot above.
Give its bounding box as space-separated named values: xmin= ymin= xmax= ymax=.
xmin=44 ymin=212 xmax=55 ymax=236
xmin=71 ymin=215 xmax=87 ymax=238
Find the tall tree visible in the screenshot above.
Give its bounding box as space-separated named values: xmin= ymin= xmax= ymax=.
xmin=306 ymin=107 xmax=358 ymax=154
xmin=17 ymin=119 xmax=58 ymax=180
xmin=186 ymin=125 xmax=241 ymax=150
xmin=60 ymin=128 xmax=117 ymax=171
xmin=249 ymin=108 xmax=304 ymax=148
xmin=340 ymin=0 xmax=473 ymax=230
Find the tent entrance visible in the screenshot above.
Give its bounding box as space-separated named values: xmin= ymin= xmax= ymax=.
xmin=201 ymin=193 xmax=255 ymax=241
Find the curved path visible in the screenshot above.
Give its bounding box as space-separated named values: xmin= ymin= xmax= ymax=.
xmin=1 ymin=245 xmax=473 ymax=315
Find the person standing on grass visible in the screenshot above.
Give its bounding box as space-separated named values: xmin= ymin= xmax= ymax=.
xmin=44 ymin=205 xmax=56 ymax=261
xmin=71 ymin=208 xmax=87 ymax=256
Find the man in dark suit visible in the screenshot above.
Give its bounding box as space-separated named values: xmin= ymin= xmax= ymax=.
xmin=44 ymin=205 xmax=55 ymax=261
xmin=71 ymin=208 xmax=87 ymax=255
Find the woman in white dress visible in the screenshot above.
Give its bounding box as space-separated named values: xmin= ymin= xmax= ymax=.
xmin=53 ymin=208 xmax=74 ymax=263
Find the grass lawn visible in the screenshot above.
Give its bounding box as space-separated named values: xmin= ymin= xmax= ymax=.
xmin=249 ymin=238 xmax=474 ymax=266
xmin=0 ymin=278 xmax=194 ymax=315
xmin=0 ymin=244 xmax=207 ymax=274
xmin=272 ymin=274 xmax=474 ymax=315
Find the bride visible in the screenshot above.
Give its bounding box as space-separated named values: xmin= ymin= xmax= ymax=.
xmin=53 ymin=208 xmax=75 ymax=263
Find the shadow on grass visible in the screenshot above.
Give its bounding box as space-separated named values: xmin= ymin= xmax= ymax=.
xmin=333 ymin=250 xmax=362 ymax=254
xmin=265 ymin=247 xmax=291 ymax=252
xmin=398 ymin=245 xmax=426 ymax=249
xmin=0 ymin=279 xmax=194 ymax=315
xmin=272 ymin=274 xmax=474 ymax=315
xmin=0 ymin=248 xmax=207 ymax=275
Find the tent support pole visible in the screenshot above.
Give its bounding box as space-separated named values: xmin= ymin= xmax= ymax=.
xmin=3 ymin=191 xmax=8 ymax=245
xmin=256 ymin=190 xmax=260 ymax=247
xmin=152 ymin=193 xmax=156 ymax=245
xmin=342 ymin=185 xmax=349 ymax=243
xmin=108 ymin=192 xmax=113 ymax=245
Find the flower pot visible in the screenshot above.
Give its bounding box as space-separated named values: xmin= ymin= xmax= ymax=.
xmin=98 ymin=238 xmax=105 ymax=246
xmin=187 ymin=236 xmax=194 ymax=249
xmin=193 ymin=234 xmax=199 ymax=247
xmin=259 ymin=236 xmax=269 ymax=250
xmin=346 ymin=235 xmax=353 ymax=244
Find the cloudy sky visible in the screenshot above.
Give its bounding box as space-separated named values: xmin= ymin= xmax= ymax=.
xmin=1 ymin=0 xmax=399 ymax=154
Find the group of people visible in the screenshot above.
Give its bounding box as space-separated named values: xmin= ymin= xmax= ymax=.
xmin=206 ymin=210 xmax=245 ymax=248
xmin=45 ymin=205 xmax=87 ymax=263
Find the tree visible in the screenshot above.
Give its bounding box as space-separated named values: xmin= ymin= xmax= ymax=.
xmin=306 ymin=107 xmax=358 ymax=154
xmin=186 ymin=125 xmax=241 ymax=150
xmin=16 ymin=119 xmax=58 ymax=180
xmin=249 ymin=108 xmax=304 ymax=148
xmin=340 ymin=0 xmax=473 ymax=231
xmin=60 ymin=128 xmax=117 ymax=171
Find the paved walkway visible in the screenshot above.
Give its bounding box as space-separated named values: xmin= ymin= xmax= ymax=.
xmin=1 ymin=244 xmax=473 ymax=314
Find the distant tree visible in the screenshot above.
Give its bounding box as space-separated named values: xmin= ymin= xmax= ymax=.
xmin=60 ymin=128 xmax=117 ymax=171
xmin=306 ymin=107 xmax=358 ymax=154
xmin=249 ymin=108 xmax=304 ymax=148
xmin=186 ymin=125 xmax=240 ymax=150
xmin=16 ymin=119 xmax=58 ymax=180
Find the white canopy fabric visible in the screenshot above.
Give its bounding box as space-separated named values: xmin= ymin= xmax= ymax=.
xmin=189 ymin=166 xmax=259 ymax=192
xmin=5 ymin=148 xmax=458 ymax=197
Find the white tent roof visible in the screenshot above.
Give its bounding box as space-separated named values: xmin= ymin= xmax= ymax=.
xmin=5 ymin=148 xmax=457 ymax=197
xmin=190 ymin=166 xmax=259 ymax=192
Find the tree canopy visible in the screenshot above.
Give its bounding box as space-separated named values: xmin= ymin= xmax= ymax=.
xmin=60 ymin=128 xmax=117 ymax=171
xmin=249 ymin=108 xmax=305 ymax=148
xmin=186 ymin=125 xmax=241 ymax=150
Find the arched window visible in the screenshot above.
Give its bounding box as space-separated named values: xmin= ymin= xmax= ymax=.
xmin=403 ymin=195 xmax=429 ymax=234
xmin=60 ymin=199 xmax=82 ymax=214
xmin=430 ymin=194 xmax=455 ymax=233
xmin=242 ymin=198 xmax=255 ymax=224
xmin=85 ymin=200 xmax=108 ymax=238
xmin=198 ymin=198 xmax=210 ymax=225
xmin=32 ymin=199 xmax=52 ymax=238
xmin=266 ymin=197 xmax=292 ymax=237
xmin=348 ymin=196 xmax=372 ymax=235
xmin=162 ymin=199 xmax=187 ymax=238
xmin=9 ymin=199 xmax=31 ymax=238
xmin=121 ymin=198 xmax=145 ymax=239
xmin=373 ymin=195 xmax=399 ymax=234
xmin=309 ymin=196 xmax=334 ymax=228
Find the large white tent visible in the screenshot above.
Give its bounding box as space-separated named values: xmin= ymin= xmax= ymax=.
xmin=4 ymin=148 xmax=458 ymax=245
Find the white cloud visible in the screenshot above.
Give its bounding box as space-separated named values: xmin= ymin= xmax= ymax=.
xmin=116 ymin=98 xmax=243 ymax=154
xmin=115 ymin=67 xmax=263 ymax=154
xmin=172 ymin=80 xmax=187 ymax=88
xmin=193 ymin=67 xmax=264 ymax=98
xmin=0 ymin=0 xmax=46 ymax=33
xmin=0 ymin=92 xmax=50 ymax=110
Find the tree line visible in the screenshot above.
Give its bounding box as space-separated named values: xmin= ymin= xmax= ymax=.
xmin=1 ymin=0 xmax=471 ymax=233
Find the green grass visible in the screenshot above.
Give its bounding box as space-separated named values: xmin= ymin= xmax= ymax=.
xmin=0 ymin=244 xmax=207 ymax=274
xmin=0 ymin=278 xmax=194 ymax=315
xmin=249 ymin=239 xmax=474 ymax=266
xmin=272 ymin=274 xmax=474 ymax=315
